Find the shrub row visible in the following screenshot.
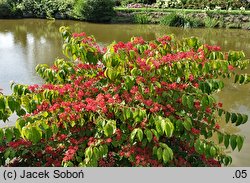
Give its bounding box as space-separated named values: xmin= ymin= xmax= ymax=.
xmin=0 ymin=0 xmax=115 ymax=22
xmin=0 ymin=0 xmax=75 ymax=18
xmin=119 ymin=0 xmax=250 ymax=10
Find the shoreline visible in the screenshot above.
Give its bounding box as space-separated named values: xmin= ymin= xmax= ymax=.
xmin=0 ymin=7 xmax=250 ymax=30
xmin=114 ymin=8 xmax=250 ymax=30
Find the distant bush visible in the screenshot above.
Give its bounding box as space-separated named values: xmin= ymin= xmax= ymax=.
xmin=74 ymin=0 xmax=115 ymax=22
xmin=0 ymin=0 xmax=12 ymax=18
xmin=186 ymin=17 xmax=204 ymax=28
xmin=160 ymin=13 xmax=204 ymax=28
xmin=20 ymin=0 xmax=75 ymax=18
xmin=160 ymin=13 xmax=185 ymax=27
xmin=20 ymin=0 xmax=43 ymax=17
xmin=156 ymin=0 xmax=182 ymax=9
xmin=0 ymin=0 xmax=22 ymax=18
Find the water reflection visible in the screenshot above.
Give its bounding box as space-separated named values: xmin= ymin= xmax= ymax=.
xmin=0 ymin=19 xmax=249 ymax=166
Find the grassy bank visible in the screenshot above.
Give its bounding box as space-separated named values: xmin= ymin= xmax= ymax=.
xmin=113 ymin=7 xmax=250 ymax=30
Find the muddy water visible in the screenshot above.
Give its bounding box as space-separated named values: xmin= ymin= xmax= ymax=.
xmin=0 ymin=19 xmax=249 ymax=166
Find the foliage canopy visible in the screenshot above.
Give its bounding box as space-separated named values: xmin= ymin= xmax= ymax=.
xmin=0 ymin=26 xmax=249 ymax=167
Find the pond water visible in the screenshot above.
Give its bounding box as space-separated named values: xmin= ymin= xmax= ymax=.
xmin=0 ymin=19 xmax=249 ymax=166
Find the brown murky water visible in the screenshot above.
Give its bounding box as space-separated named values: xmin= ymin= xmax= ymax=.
xmin=0 ymin=19 xmax=249 ymax=166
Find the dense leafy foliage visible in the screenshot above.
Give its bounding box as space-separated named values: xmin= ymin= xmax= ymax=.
xmin=0 ymin=0 xmax=22 ymax=18
xmin=21 ymin=0 xmax=75 ymax=18
xmin=0 ymin=0 xmax=12 ymax=18
xmin=0 ymin=0 xmax=75 ymax=18
xmin=0 ymin=27 xmax=249 ymax=167
xmin=160 ymin=13 xmax=204 ymax=28
xmin=73 ymin=0 xmax=115 ymax=22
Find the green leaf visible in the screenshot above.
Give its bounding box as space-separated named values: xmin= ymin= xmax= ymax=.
xmin=141 ymin=138 xmax=147 ymax=147
xmin=223 ymin=156 xmax=232 ymax=166
xmin=7 ymin=96 xmax=16 ymax=112
xmin=242 ymin=114 xmax=248 ymax=124
xmin=130 ymin=128 xmax=138 ymax=142
xmin=131 ymin=68 xmax=138 ymax=76
xmin=87 ymin=52 xmax=98 ymax=65
xmin=31 ymin=127 xmax=42 ymax=144
xmin=104 ymin=123 xmax=114 ymax=137
xmin=231 ymin=113 xmax=237 ymax=124
xmin=4 ymin=149 xmax=10 ymax=159
xmin=187 ymin=96 xmax=194 ymax=109
xmin=5 ymin=128 xmax=13 ymax=143
xmin=218 ymin=109 xmax=224 ymax=117
xmin=166 ymin=146 xmax=173 ymax=160
xmin=42 ymin=112 xmax=49 ymax=118
xmin=201 ymin=96 xmax=209 ymax=109
xmin=236 ymin=136 xmax=244 ymax=151
xmin=194 ymin=139 xmax=202 ymax=154
xmin=144 ymin=129 xmax=153 ymax=142
xmin=13 ymin=128 xmax=21 ymax=139
xmin=16 ymin=119 xmax=26 ymax=137
xmin=208 ymin=96 xmax=215 ymax=106
xmin=225 ymin=112 xmax=231 ymax=123
xmin=236 ymin=113 xmax=243 ymax=126
xmin=157 ymin=147 xmax=163 ymax=161
xmin=183 ymin=118 xmax=192 ymax=131
xmin=93 ymin=147 xmax=100 ymax=159
xmin=103 ymin=144 xmax=108 ymax=156
xmin=41 ymin=121 xmax=50 ymax=130
xmin=124 ymin=108 xmax=132 ymax=120
xmin=234 ymin=74 xmax=239 ymax=83
xmin=217 ymin=133 xmax=223 ymax=144
xmin=187 ymin=37 xmax=198 ymax=48
xmin=137 ymin=128 xmax=143 ymax=142
xmin=85 ymin=147 xmax=93 ymax=159
xmin=210 ymin=146 xmax=216 ymax=157
xmin=153 ymin=146 xmax=158 ymax=155
xmin=164 ymin=122 xmax=173 ymax=137
xmin=76 ymin=156 xmax=82 ymax=163
xmin=224 ymin=134 xmax=230 ymax=148
xmin=151 ymin=129 xmax=159 ymax=140
xmin=98 ymin=146 xmax=105 ymax=157
xmin=159 ymin=142 xmax=169 ymax=149
xmin=239 ymin=74 xmax=245 ymax=84
xmin=105 ymin=68 xmax=115 ymax=81
xmin=155 ymin=120 xmax=163 ymax=135
xmin=0 ymin=128 xmax=4 ymax=144
xmin=51 ymin=123 xmax=59 ymax=135
xmin=181 ymin=94 xmax=187 ymax=106
xmin=230 ymin=135 xmax=237 ymax=150
xmin=204 ymin=82 xmax=211 ymax=94
xmin=0 ymin=96 xmax=5 ymax=110
xmin=162 ymin=149 xmax=170 ymax=163
xmin=16 ymin=108 xmax=26 ymax=117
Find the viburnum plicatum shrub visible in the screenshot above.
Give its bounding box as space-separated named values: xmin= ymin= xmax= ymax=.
xmin=0 ymin=26 xmax=249 ymax=167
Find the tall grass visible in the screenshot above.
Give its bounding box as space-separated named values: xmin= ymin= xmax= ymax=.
xmin=133 ymin=13 xmax=150 ymax=24
xmin=204 ymin=17 xmax=220 ymax=28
